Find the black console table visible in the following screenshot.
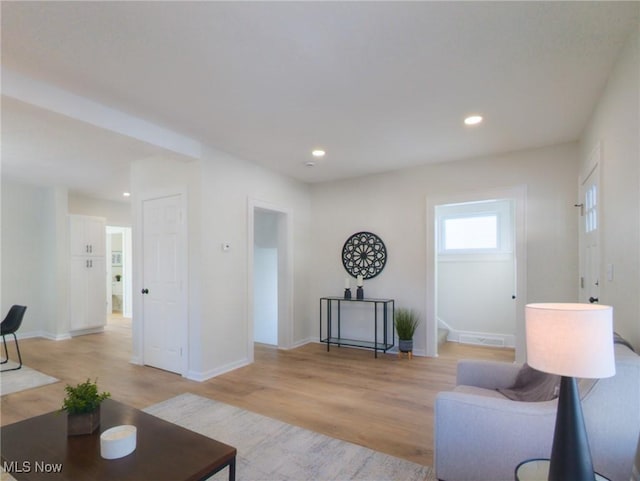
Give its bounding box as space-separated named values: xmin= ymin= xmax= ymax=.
xmin=319 ymin=297 xmax=394 ymax=358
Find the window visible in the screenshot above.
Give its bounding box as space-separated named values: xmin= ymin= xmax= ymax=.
xmin=437 ymin=199 xmax=513 ymax=255
xmin=444 ymin=215 xmax=498 ymax=250
xmin=585 ymin=184 xmax=597 ymax=233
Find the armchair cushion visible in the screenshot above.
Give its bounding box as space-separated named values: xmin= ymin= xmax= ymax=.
xmin=497 ymin=364 xmax=560 ymax=402
xmin=455 ymin=359 xmax=520 ymax=389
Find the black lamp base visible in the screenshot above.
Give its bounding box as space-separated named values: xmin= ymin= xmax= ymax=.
xmin=548 ymin=376 xmax=596 ymax=481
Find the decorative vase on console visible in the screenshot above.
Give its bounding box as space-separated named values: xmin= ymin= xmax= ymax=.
xmin=344 ymin=278 xmax=352 ymax=299
xmin=356 ymin=275 xmax=364 ymax=300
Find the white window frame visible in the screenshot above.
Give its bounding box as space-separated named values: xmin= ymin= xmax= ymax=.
xmin=437 ymin=199 xmax=513 ymax=256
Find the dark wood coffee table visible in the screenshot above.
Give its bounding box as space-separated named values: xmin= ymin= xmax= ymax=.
xmin=1 ymin=398 xmax=236 ymax=481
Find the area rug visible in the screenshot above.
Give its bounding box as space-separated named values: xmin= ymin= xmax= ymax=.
xmin=145 ymin=393 xmax=435 ymax=481
xmin=0 ymin=362 xmax=59 ymax=396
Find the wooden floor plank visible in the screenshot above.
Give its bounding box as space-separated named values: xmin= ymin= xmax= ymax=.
xmin=0 ymin=316 xmax=514 ymax=466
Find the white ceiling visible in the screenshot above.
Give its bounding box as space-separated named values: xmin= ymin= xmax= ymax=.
xmin=2 ymin=1 xmax=638 ymax=201
xmin=1 ymin=97 xmax=176 ymax=201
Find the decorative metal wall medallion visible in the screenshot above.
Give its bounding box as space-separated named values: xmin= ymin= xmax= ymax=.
xmin=342 ymin=231 xmax=387 ymax=279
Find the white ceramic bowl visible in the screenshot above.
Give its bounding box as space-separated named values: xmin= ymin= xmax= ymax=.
xmin=100 ymin=425 xmax=137 ymax=459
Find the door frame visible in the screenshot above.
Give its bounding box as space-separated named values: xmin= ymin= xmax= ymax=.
xmin=132 ymin=189 xmax=189 ymax=376
xmin=246 ymin=198 xmax=294 ymax=363
xmin=426 ymin=185 xmax=527 ymax=361
xmin=578 ymin=142 xmax=602 ymax=303
xmin=106 ymin=225 xmax=133 ymax=318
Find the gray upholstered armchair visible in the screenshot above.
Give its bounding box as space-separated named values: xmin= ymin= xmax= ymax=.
xmin=434 ymin=343 xmax=640 ymax=481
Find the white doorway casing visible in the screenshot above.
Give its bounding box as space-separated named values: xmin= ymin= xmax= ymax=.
xmin=426 ymin=185 xmax=527 ymax=362
xmin=247 ymin=198 xmax=294 ymax=363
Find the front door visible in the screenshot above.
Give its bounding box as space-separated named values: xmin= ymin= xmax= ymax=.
xmin=142 ymin=194 xmax=186 ymax=374
xmin=579 ymin=154 xmax=601 ymax=304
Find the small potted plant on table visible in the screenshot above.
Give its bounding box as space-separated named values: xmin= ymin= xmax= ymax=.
xmin=395 ymin=308 xmax=420 ymax=359
xmin=61 ymin=378 xmax=110 ymax=436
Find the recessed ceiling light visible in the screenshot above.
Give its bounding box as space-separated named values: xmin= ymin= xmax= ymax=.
xmin=304 ymin=160 xmax=316 ymax=167
xmin=123 ymin=192 xmax=131 ymax=197
xmin=312 ymin=149 xmax=326 ymax=158
xmin=464 ymin=115 xmax=483 ymax=126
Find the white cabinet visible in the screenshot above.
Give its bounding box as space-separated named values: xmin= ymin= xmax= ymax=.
xmin=69 ymin=215 xmax=107 ymax=332
xmin=70 ymin=215 xmax=105 ymax=257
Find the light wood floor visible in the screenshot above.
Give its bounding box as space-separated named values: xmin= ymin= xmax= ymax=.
xmin=1 ymin=315 xmax=514 ymax=466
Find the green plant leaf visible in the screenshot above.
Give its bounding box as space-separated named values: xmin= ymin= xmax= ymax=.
xmin=61 ymin=378 xmax=110 ymax=414
xmin=395 ymin=308 xmax=420 ymax=340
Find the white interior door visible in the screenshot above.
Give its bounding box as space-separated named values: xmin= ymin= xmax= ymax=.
xmin=579 ymin=159 xmax=601 ymax=304
xmin=142 ymin=194 xmax=186 ymax=374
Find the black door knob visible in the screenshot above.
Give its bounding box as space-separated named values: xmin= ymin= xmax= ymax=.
xmin=141 ymin=288 xmax=149 ymax=295
xmin=589 ymin=296 xmax=598 ymax=303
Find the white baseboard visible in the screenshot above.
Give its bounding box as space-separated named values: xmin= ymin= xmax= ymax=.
xmin=437 ymin=317 xmax=515 ymax=348
xmin=448 ymin=329 xmax=515 ymax=348
xmin=8 ymin=330 xmax=71 ymax=341
xmin=39 ymin=331 xmax=73 ymax=341
xmin=186 ymin=357 xmax=251 ymax=382
xmin=70 ymin=326 xmax=105 ymax=337
xmin=182 ymin=338 xmax=317 ymax=381
xmin=287 ymin=337 xmax=316 ymax=349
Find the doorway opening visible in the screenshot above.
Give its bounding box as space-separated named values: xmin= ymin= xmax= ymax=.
xmin=106 ymin=226 xmax=132 ymax=326
xmin=248 ymin=201 xmax=293 ymax=362
xmin=426 ymin=186 xmax=526 ymax=361
xmin=435 ymin=199 xmax=517 ymax=347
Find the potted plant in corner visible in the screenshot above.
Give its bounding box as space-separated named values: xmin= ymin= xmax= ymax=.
xmin=395 ymin=308 xmax=420 ymax=358
xmin=61 ymin=378 xmax=110 ymax=436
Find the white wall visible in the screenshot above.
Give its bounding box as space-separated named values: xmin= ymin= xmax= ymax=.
xmin=1 ymin=181 xmax=68 ymax=338
xmin=580 ymin=24 xmax=640 ymax=350
xmin=68 ymin=193 xmax=132 ymax=226
xmin=130 ymin=154 xmax=198 ymax=368
xmin=438 ymin=258 xmax=515 ymax=333
xmin=195 ymin=146 xmax=311 ymax=379
xmin=310 ymin=142 xmax=580 ymax=356
xmin=130 ymin=149 xmax=311 ymax=380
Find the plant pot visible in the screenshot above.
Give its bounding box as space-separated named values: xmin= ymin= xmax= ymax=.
xmin=67 ymin=406 xmax=101 ymax=436
xmin=399 ymin=339 xmax=413 ymax=353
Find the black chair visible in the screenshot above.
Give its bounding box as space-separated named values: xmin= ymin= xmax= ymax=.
xmin=1 ymin=305 xmax=27 ymax=372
